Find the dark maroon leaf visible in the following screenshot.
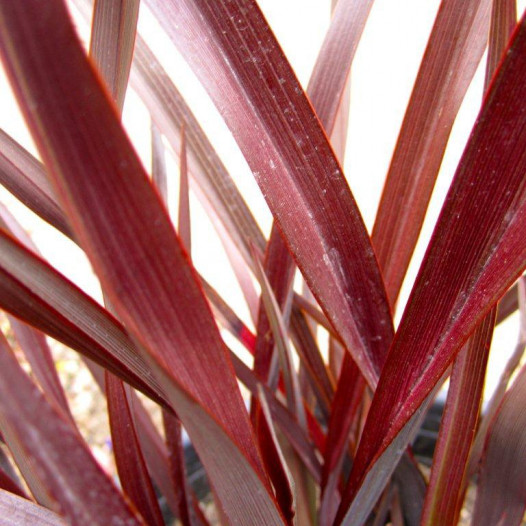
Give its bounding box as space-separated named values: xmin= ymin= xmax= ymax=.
xmin=336 ymin=14 xmax=526 ymax=525
xmin=144 ymin=0 xmax=393 ymax=389
xmin=106 ymin=372 xmax=164 ymax=526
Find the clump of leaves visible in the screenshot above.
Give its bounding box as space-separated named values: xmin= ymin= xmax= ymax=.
xmin=0 ymin=0 xmax=525 ymax=525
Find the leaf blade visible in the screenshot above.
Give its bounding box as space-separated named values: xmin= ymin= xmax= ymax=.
xmin=0 ymin=489 xmax=67 ymax=526
xmin=0 ymin=2 xmax=283 ymax=521
xmin=336 ymin=13 xmax=526 ymax=524
xmin=472 ymin=363 xmax=526 ymax=525
xmin=144 ymin=0 xmax=394 ymax=388
xmin=372 ymin=0 xmax=492 ymax=306
xmin=0 ymin=333 xmax=145 ymax=526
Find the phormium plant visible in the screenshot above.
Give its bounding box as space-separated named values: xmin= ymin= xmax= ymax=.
xmin=0 ymin=0 xmax=525 ymax=524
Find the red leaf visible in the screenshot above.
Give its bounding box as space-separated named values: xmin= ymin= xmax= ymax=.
xmin=420 ymin=311 xmax=494 ymax=525
xmin=106 ymin=373 xmax=164 ymax=526
xmin=472 ymin=363 xmax=526 ymax=525
xmin=144 ymin=0 xmax=393 ymax=389
xmin=0 ymin=2 xmax=284 ymax=520
xmin=89 ymin=0 xmax=139 ymax=113
xmin=0 ymin=489 xmax=66 ymax=526
xmin=162 ymin=412 xmax=195 ymax=526
xmin=336 ymin=14 xmax=526 ymax=524
xmin=0 ymin=334 xmax=145 ymax=525
xmin=372 ymin=0 xmax=492 ymax=306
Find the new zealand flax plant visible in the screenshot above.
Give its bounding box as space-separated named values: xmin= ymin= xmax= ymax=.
xmin=0 ymin=0 xmax=525 ymax=524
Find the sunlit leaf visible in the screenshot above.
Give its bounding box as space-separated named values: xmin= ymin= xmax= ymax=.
xmin=372 ymin=0 xmax=492 ymax=306
xmin=336 ymin=13 xmax=526 ymax=524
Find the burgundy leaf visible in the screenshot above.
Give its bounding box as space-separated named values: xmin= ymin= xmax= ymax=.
xmin=0 ymin=130 xmax=72 ymax=239
xmin=144 ymin=0 xmax=393 ymax=389
xmin=336 ymin=14 xmax=526 ymax=525
xmin=372 ymin=0 xmax=492 ymax=306
xmin=420 ymin=311 xmax=494 ymax=525
xmin=252 ymin=224 xmax=295 ymax=392
xmin=290 ymin=307 xmax=334 ymax=414
xmin=162 ymin=412 xmax=194 ymax=526
xmin=421 ymin=5 xmax=513 ymax=520
xmin=0 ymin=2 xmax=284 ymax=521
xmin=231 ymin=352 xmax=322 ymax=483
xmin=468 ymin=277 xmax=526 ymax=477
xmin=257 ymin=386 xmax=295 ymax=524
xmin=472 ymin=363 xmax=526 ymax=525
xmin=0 ymin=230 xmax=167 ymax=406
xmin=89 ymin=0 xmax=139 ymax=113
xmin=7 ymin=316 xmax=72 ymax=420
xmin=106 ymin=372 xmax=164 ymax=526
xmin=253 ymin=249 xmax=303 ymax=423
xmin=0 ymin=489 xmax=66 ymax=526
xmin=319 ymin=357 xmax=364 ymax=526
xmin=0 ymin=333 xmax=145 ymax=525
